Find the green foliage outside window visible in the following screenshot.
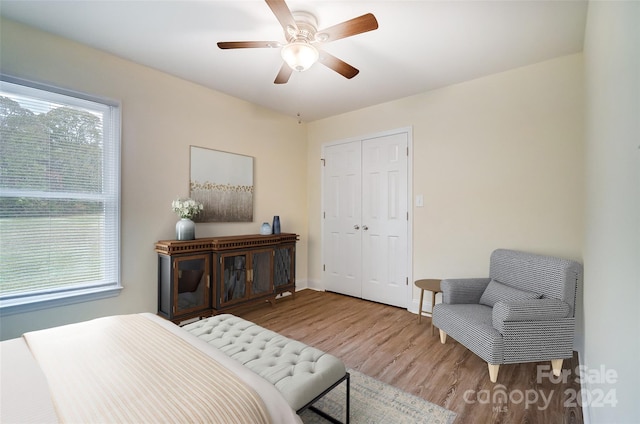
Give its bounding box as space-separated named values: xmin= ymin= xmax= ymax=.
xmin=0 ymin=96 xmax=104 ymax=217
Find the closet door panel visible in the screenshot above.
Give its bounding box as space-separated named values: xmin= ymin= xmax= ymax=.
xmin=361 ymin=133 xmax=408 ymax=308
xmin=323 ymin=140 xmax=362 ymax=298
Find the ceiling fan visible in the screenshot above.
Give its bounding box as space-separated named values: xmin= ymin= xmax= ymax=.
xmin=217 ymin=0 xmax=379 ymax=84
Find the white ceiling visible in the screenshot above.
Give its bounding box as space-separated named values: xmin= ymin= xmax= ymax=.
xmin=1 ymin=0 xmax=588 ymax=122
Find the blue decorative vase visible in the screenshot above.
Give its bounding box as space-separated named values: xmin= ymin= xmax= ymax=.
xmin=272 ymin=216 xmax=281 ymax=234
xmin=260 ymin=222 xmax=272 ymax=235
xmin=176 ymin=218 xmax=195 ymax=240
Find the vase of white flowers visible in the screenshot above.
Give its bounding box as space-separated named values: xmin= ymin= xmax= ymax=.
xmin=171 ymin=198 xmax=203 ymax=240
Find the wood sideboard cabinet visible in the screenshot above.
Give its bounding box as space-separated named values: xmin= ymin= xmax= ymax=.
xmin=155 ymin=233 xmax=298 ymax=323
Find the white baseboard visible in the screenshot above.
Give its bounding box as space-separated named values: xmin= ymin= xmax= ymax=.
xmin=291 ymin=279 xmax=308 ymax=290
xmin=304 ymin=279 xmax=324 ymax=291
xmin=577 ymin=351 xmax=591 ymax=424
xmin=410 ymin=292 xmax=443 ymax=316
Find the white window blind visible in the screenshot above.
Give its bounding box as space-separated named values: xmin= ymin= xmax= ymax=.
xmin=0 ymin=76 xmax=121 ymax=314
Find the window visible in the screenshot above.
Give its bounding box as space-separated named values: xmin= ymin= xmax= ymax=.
xmin=0 ymin=75 xmax=121 ymax=315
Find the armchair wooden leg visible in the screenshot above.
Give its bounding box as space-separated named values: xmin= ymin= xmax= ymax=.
xmin=488 ymin=364 xmax=500 ymax=383
xmin=551 ymin=359 xmax=563 ymax=377
xmin=439 ymin=329 xmax=447 ymax=344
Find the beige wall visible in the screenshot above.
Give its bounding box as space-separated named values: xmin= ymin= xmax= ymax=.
xmin=0 ymin=19 xmax=308 ymax=340
xmin=0 ymin=19 xmax=586 ymax=343
xmin=583 ymin=2 xmax=640 ymax=423
xmin=307 ymin=54 xmax=584 ymax=305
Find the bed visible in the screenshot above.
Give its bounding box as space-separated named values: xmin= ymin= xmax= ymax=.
xmin=0 ymin=313 xmax=347 ymax=424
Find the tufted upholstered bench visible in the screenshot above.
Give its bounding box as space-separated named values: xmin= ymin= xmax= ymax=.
xmin=182 ymin=314 xmax=350 ymax=423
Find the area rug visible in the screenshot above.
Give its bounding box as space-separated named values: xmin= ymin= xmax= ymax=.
xmin=299 ymin=369 xmax=456 ymax=424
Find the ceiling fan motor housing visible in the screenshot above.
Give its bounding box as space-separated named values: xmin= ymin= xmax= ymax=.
xmin=287 ymin=11 xmax=322 ymax=43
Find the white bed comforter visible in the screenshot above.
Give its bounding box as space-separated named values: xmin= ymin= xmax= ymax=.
xmin=0 ymin=313 xmax=302 ymax=424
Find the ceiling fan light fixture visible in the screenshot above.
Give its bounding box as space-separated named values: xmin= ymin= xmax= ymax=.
xmin=281 ymin=41 xmax=319 ymax=72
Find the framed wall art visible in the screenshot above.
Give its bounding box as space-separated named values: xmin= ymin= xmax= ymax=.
xmin=190 ymin=146 xmax=254 ymax=222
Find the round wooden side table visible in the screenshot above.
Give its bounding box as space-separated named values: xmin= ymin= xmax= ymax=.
xmin=415 ymin=279 xmax=442 ymax=335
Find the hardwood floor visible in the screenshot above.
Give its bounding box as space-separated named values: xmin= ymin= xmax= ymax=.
xmin=234 ymin=289 xmax=583 ymax=424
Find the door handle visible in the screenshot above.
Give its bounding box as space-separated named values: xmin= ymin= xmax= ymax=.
xmin=354 ymin=225 xmax=360 ymax=230
xmin=362 ymin=225 xmax=369 ymax=231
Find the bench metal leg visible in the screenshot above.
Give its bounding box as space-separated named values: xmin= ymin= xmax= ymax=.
xmin=297 ymin=372 xmax=350 ymax=424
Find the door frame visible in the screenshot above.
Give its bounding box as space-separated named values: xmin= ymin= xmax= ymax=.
xmin=320 ymin=126 xmax=414 ymax=310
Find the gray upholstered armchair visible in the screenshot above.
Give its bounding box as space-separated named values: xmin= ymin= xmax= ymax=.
xmin=432 ymin=249 xmax=582 ymax=383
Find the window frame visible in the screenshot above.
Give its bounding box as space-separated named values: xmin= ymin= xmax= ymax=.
xmin=0 ymin=75 xmax=122 ymax=315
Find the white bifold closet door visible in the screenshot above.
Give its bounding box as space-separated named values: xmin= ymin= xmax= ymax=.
xmin=323 ymin=131 xmax=408 ymax=308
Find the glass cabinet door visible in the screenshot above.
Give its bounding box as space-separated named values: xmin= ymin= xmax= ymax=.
xmin=174 ymin=254 xmax=209 ymax=316
xmin=274 ymin=245 xmax=294 ymax=290
xmin=250 ymin=249 xmax=273 ymax=298
xmin=221 ymin=253 xmax=248 ymax=305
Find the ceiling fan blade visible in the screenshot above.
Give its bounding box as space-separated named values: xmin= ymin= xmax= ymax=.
xmin=274 ymin=63 xmax=293 ymax=84
xmin=265 ymin=0 xmax=298 ymax=34
xmin=317 ymin=13 xmax=378 ymax=42
xmin=319 ymin=51 xmax=359 ymax=79
xmin=217 ymin=41 xmax=280 ymax=49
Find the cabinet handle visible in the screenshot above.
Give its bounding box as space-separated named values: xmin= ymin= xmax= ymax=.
xmin=354 ymin=225 xmax=360 ymax=230
xmin=363 ymin=225 xmax=369 ymax=231
xmin=207 ymin=275 xmax=210 ymax=288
